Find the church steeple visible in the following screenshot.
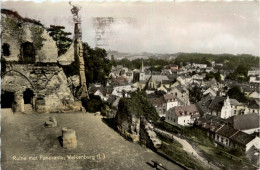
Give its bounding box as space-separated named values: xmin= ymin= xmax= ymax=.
xmin=141 ymin=59 xmax=144 ymax=73
xmin=139 ymin=59 xmax=145 ymax=81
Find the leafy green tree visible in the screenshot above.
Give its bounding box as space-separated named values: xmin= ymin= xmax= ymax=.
xmin=48 ymin=25 xmax=111 ymax=85
xmin=47 ymin=25 xmax=72 ymax=56
xmin=81 ymin=94 xmax=108 ymax=113
xmin=116 ymin=91 xmax=159 ymax=122
xmin=83 ymin=43 xmax=112 ymax=86
xmin=205 ymin=72 xmax=221 ymax=82
xmin=227 ymin=86 xmax=248 ymax=103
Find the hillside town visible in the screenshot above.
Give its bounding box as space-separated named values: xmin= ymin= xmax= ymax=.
xmin=89 ymin=58 xmax=260 ymax=168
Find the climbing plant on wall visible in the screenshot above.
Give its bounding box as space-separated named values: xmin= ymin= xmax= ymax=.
xmin=30 ymin=25 xmax=46 ymax=51
xmin=2 ymin=16 xmax=24 ymax=43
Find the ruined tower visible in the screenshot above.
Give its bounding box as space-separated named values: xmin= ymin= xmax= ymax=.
xmin=70 ymin=3 xmax=89 ymax=99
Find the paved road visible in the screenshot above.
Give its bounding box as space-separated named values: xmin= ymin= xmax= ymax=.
xmin=2 ymin=111 xmax=184 ymax=170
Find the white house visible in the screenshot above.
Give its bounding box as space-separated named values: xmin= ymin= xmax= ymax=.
xmin=163 ymin=94 xmax=179 ymax=111
xmin=112 ymin=85 xmax=137 ymax=97
xmin=249 ymin=76 xmax=260 ymax=83
xmin=166 ymin=104 xmax=200 ymax=126
xmin=249 ymin=91 xmax=260 ymax=99
xmin=215 ymin=125 xmax=260 ymax=152
xmin=192 ymin=63 xmax=207 ymax=69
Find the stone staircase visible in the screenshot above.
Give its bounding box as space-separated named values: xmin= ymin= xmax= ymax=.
xmin=23 ymin=104 xmax=34 ymax=114
xmin=144 ymin=122 xmax=162 ymax=149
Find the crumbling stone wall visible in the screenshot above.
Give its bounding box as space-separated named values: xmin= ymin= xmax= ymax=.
xmin=2 ymin=64 xmax=75 ymax=113
xmin=1 ymin=13 xmax=58 ymax=63
xmin=1 ymin=10 xmax=80 ymax=113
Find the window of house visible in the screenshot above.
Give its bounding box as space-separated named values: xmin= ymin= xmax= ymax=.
xmin=174 ymin=119 xmax=175 ymax=122
xmin=217 ymin=135 xmax=219 ymax=140
xmin=221 ymin=137 xmax=223 ymax=143
xmin=184 ymin=120 xmax=185 ymax=123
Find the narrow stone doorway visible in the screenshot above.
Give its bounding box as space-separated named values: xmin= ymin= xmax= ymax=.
xmin=23 ymin=88 xmax=34 ymax=113
xmin=23 ymin=88 xmax=34 ymax=104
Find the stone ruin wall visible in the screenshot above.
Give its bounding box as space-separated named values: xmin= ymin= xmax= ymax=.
xmin=1 ymin=13 xmax=58 ymax=63
xmin=2 ymin=64 xmax=76 ymax=113
xmin=1 ymin=11 xmax=80 ymax=113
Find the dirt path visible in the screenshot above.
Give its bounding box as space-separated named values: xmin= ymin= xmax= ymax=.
xmin=154 ymin=128 xmax=220 ymax=170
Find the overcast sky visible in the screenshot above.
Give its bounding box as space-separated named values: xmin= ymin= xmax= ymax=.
xmin=2 ymin=1 xmax=259 ymax=56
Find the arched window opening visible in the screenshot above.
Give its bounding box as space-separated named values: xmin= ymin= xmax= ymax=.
xmin=2 ymin=43 xmax=10 ymax=56
xmin=20 ymin=42 xmax=35 ymax=64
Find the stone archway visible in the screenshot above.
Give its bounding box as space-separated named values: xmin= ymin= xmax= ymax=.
xmin=2 ymin=70 xmax=35 ymax=113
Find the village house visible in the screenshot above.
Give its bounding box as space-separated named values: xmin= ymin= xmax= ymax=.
xmin=163 ymin=94 xmax=179 ymax=111
xmin=195 ymin=114 xmax=227 ymax=139
xmin=166 ymin=104 xmax=200 ymax=126
xmin=164 ymin=64 xmax=179 ymax=71
xmin=248 ymin=69 xmax=260 ymax=76
xmin=168 ymin=85 xmax=190 ymax=106
xmin=111 ymin=84 xmax=137 ymax=98
xmin=215 ymin=125 xmax=260 ymax=152
xmin=148 ymin=96 xmax=166 ymax=117
xmin=249 ymin=76 xmax=260 ymax=84
xmin=229 ymin=98 xmax=242 ymax=115
xmin=248 ymin=91 xmax=260 ymax=100
xmin=192 ymin=63 xmax=207 ymax=69
xmin=227 ymin=113 xmax=260 ymax=135
xmin=88 ymin=84 xmax=114 ymax=101
xmin=133 ymin=80 xmax=147 ymax=90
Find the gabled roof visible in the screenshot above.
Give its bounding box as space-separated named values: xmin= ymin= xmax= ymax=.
xmin=196 ymin=114 xmax=227 ymax=132
xmin=215 ymin=125 xmax=238 ymax=138
xmin=208 ymin=96 xmax=225 ymax=111
xmin=163 ymin=94 xmax=175 ymax=100
xmin=227 ymin=113 xmax=260 ymax=131
xmin=167 ymin=104 xmax=199 ymax=117
xmin=230 ymin=131 xmax=256 ymax=146
xmin=147 ymin=75 xmax=169 ymax=82
xmin=229 ymin=99 xmax=241 ymax=106
xmin=89 ymin=86 xmax=113 ymax=96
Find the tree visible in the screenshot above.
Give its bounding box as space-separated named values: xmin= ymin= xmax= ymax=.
xmin=47 ymin=25 xmax=72 ymax=56
xmin=48 ymin=25 xmax=112 ymax=85
xmin=116 ymin=91 xmax=159 ymax=122
xmin=83 ymin=43 xmax=112 ymax=86
xmin=227 ymin=86 xmax=248 ymax=103
xmin=205 ymin=72 xmax=221 ymax=82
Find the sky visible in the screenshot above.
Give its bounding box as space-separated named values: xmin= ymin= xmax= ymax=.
xmin=2 ymin=1 xmax=259 ymax=56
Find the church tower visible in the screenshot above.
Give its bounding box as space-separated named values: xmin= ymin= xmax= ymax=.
xmin=139 ymin=60 xmax=145 ymax=81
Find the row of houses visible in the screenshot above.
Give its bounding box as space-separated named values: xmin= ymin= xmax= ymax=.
xmin=195 ymin=114 xmax=259 ymax=162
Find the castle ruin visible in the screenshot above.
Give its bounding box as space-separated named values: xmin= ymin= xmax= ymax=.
xmin=1 ymin=7 xmax=86 ymax=113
